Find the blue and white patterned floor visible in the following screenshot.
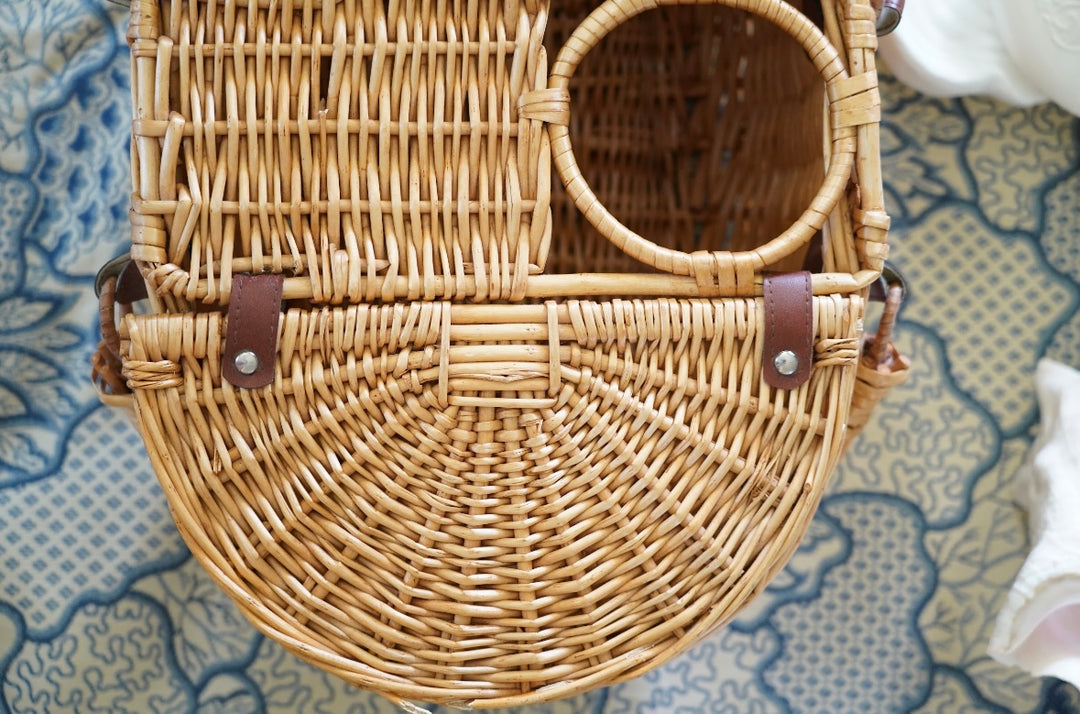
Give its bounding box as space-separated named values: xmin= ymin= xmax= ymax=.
xmin=1 ymin=2 xmax=1080 ymax=712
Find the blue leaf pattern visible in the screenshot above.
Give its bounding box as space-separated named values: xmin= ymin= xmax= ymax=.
xmin=1 ymin=1 xmax=1079 ymax=712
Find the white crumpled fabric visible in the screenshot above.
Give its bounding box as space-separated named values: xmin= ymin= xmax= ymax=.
xmin=880 ymin=0 xmax=1080 ymax=116
xmin=989 ymin=360 xmax=1080 ymax=687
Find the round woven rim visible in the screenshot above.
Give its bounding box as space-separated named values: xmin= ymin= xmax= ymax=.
xmin=548 ymin=0 xmax=854 ymax=277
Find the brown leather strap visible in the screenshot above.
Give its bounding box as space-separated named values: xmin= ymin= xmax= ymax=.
xmin=115 ymin=260 xmax=148 ymax=304
xmin=763 ymin=272 xmax=814 ymax=390
xmin=222 ymin=274 xmax=284 ymax=389
xmin=802 ymin=0 xmax=824 ymax=29
xmin=801 ymin=231 xmax=824 ymax=274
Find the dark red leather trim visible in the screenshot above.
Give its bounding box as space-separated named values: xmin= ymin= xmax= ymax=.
xmin=115 ymin=260 xmax=149 ymax=304
xmin=876 ymin=0 xmax=904 ymax=35
xmin=222 ymin=274 xmax=284 ymax=389
xmin=763 ymin=272 xmax=814 ymax=390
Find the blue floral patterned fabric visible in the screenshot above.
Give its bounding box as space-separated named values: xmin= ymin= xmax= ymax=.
xmin=1 ymin=2 xmax=1079 ymax=712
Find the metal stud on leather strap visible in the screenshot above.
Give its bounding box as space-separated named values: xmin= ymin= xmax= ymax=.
xmin=774 ymin=350 xmax=800 ymax=377
xmin=233 ymin=350 xmax=260 ymax=376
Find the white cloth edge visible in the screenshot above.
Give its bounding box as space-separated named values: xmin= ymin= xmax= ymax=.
xmin=989 ymin=360 xmax=1080 ymax=688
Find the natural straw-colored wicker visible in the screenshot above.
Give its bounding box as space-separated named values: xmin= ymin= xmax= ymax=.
xmin=114 ymin=0 xmax=892 ymax=707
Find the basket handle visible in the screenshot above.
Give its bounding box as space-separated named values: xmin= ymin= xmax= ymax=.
xmin=541 ymin=0 xmax=880 ymax=295
xmin=91 ymin=254 xmax=147 ymax=403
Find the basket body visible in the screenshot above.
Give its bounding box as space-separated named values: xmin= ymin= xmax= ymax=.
xmin=120 ymin=0 xmax=887 ymax=706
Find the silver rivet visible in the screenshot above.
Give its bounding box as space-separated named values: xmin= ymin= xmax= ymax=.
xmin=774 ymin=350 xmax=799 ymax=376
xmin=234 ymin=350 xmax=259 ymax=375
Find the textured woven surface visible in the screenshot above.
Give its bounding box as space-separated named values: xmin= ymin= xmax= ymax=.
xmin=124 ymin=296 xmax=861 ymax=705
xmin=111 ymin=0 xmax=883 ymax=705
xmin=127 ymin=0 xmax=553 ymax=305
xmin=124 ymin=0 xmax=883 ymax=306
xmin=4 ymin=0 xmax=1080 ymax=712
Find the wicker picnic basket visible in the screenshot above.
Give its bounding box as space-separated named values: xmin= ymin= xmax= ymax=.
xmin=94 ymin=0 xmax=906 ymax=707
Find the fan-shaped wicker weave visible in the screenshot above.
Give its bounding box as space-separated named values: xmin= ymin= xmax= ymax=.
xmin=104 ymin=0 xmax=896 ymax=707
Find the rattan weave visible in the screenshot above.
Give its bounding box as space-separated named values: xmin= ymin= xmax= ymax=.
xmin=111 ymin=0 xmax=892 ymax=707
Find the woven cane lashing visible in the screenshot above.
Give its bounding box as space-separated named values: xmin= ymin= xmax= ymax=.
xmin=121 ymin=0 xmax=886 ymax=707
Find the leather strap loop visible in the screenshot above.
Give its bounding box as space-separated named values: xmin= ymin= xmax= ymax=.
xmin=763 ymin=272 xmax=814 ymax=390
xmin=116 ymin=260 xmax=149 ymax=304
xmin=222 ymin=274 xmax=284 ymax=389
